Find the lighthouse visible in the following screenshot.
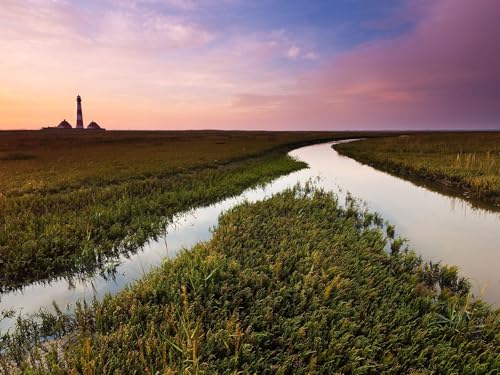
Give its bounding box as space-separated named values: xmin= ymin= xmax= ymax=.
xmin=41 ymin=95 xmax=105 ymax=130
xmin=76 ymin=95 xmax=84 ymax=129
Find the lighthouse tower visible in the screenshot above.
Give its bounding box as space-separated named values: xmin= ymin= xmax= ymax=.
xmin=76 ymin=95 xmax=84 ymax=129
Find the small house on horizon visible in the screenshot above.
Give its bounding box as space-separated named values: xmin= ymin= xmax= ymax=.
xmin=87 ymin=121 xmax=104 ymax=130
xmin=57 ymin=119 xmax=72 ymax=129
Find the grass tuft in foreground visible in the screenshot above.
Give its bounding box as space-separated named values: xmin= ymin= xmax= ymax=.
xmin=2 ymin=187 xmax=498 ymax=374
xmin=335 ymin=132 xmax=500 ymax=207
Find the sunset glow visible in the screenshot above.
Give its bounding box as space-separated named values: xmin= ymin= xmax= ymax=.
xmin=1 ymin=0 xmax=499 ymax=130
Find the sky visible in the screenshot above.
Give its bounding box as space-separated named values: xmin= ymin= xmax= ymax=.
xmin=1 ymin=0 xmax=499 ymax=130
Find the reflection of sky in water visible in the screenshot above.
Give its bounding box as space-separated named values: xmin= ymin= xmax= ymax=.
xmin=1 ymin=141 xmax=499 ymax=331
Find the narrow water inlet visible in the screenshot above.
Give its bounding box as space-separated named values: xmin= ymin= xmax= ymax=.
xmin=1 ymin=141 xmax=499 ymax=331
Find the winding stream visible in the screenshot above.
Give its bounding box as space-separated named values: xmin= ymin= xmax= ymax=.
xmin=1 ymin=140 xmax=499 ymax=331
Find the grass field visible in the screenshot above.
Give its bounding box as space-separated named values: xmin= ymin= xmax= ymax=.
xmin=0 ymin=130 xmax=342 ymax=195
xmin=2 ymin=188 xmax=498 ymax=373
xmin=0 ymin=130 xmax=356 ymax=291
xmin=334 ymin=132 xmax=500 ymax=206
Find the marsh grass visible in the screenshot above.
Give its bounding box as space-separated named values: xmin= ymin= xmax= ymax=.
xmin=1 ymin=130 xmax=353 ymax=290
xmin=2 ymin=187 xmax=498 ymax=374
xmin=335 ymin=132 xmax=500 ymax=206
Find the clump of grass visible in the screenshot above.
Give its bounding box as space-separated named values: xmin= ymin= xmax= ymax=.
xmin=3 ymin=187 xmax=498 ymax=373
xmin=390 ymin=236 xmax=406 ymax=255
xmin=335 ymin=132 xmax=500 ymax=206
xmin=386 ymin=224 xmax=396 ymax=239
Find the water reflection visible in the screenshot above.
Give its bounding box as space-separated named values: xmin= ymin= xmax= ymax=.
xmin=1 ymin=141 xmax=499 ymax=331
xmin=293 ymin=142 xmax=500 ymax=304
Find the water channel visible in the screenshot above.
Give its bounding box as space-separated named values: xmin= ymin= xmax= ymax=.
xmin=1 ymin=140 xmax=499 ymax=331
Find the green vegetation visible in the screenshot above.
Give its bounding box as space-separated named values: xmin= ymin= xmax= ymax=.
xmin=0 ymin=130 xmax=347 ymax=291
xmin=335 ymin=132 xmax=500 ymax=206
xmin=2 ymin=187 xmax=498 ymax=373
xmin=0 ymin=130 xmax=344 ymax=195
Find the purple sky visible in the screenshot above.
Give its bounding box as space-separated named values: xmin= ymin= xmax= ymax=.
xmin=1 ymin=0 xmax=499 ymax=130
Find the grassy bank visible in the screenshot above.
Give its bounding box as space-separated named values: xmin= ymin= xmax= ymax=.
xmin=0 ymin=130 xmax=349 ymax=291
xmin=334 ymin=132 xmax=500 ymax=206
xmin=3 ymin=188 xmax=498 ymax=373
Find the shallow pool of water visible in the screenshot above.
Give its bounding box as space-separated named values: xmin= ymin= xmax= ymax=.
xmin=1 ymin=141 xmax=499 ymax=331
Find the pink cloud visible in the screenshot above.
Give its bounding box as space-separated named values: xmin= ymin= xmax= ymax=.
xmin=0 ymin=0 xmax=214 ymax=53
xmin=95 ymin=11 xmax=214 ymax=51
xmin=287 ymin=46 xmax=301 ymax=59
xmin=231 ymin=94 xmax=289 ymax=111
xmin=309 ymin=0 xmax=500 ymax=128
xmin=232 ymin=0 xmax=500 ymax=129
